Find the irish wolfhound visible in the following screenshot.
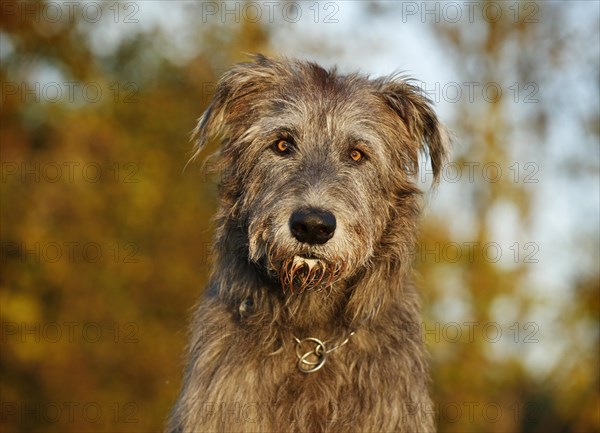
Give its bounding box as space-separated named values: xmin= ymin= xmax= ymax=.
xmin=168 ymin=55 xmax=449 ymax=433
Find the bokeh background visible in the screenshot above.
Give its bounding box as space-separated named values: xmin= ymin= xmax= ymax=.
xmin=1 ymin=1 xmax=598 ymax=432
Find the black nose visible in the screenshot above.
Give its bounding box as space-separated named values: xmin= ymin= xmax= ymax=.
xmin=289 ymin=208 xmax=336 ymax=245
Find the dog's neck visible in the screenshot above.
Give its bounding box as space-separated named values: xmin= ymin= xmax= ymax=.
xmin=211 ymin=249 xmax=408 ymax=334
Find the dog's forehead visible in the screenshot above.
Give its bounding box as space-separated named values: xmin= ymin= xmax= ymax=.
xmin=291 ymin=70 xmax=376 ymax=110
xmin=265 ymin=76 xmax=385 ymax=140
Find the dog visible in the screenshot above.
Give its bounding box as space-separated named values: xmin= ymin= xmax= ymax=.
xmin=167 ymin=54 xmax=449 ymax=433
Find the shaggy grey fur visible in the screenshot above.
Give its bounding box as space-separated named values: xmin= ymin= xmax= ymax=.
xmin=167 ymin=55 xmax=449 ymax=433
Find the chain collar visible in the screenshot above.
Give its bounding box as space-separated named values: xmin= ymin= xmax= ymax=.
xmin=292 ymin=331 xmax=355 ymax=374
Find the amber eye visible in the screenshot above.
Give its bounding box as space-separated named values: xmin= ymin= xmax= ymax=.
xmin=350 ymin=149 xmax=364 ymax=162
xmin=273 ymin=139 xmax=292 ymax=155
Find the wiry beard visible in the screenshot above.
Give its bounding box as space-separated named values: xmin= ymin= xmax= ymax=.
xmin=278 ymin=256 xmax=345 ymax=294
xmin=249 ymin=223 xmax=358 ymax=294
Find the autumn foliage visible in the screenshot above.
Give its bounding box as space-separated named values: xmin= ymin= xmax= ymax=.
xmin=1 ymin=2 xmax=598 ymax=432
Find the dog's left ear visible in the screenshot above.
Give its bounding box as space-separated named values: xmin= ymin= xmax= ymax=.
xmin=375 ymin=79 xmax=450 ymax=183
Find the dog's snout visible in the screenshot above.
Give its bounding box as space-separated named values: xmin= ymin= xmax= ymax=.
xmin=289 ymin=208 xmax=336 ymax=245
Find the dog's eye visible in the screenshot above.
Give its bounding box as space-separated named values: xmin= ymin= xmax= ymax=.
xmin=273 ymin=139 xmax=292 ymax=155
xmin=350 ymin=149 xmax=364 ymax=162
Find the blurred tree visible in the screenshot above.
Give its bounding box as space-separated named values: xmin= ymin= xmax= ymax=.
xmin=408 ymin=2 xmax=599 ymax=432
xmin=1 ymin=2 xmax=269 ymax=432
xmin=1 ymin=1 xmax=598 ymax=433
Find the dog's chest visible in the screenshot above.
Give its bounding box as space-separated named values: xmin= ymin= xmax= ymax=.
xmin=205 ymin=329 xmax=369 ymax=431
xmin=185 ymin=302 xmax=431 ymax=432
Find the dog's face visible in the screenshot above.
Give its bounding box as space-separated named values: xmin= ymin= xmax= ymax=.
xmin=195 ymin=55 xmax=448 ymax=293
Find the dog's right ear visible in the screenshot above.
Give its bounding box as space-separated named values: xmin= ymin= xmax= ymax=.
xmin=190 ymin=55 xmax=287 ymax=161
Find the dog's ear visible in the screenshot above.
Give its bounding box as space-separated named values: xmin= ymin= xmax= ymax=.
xmin=375 ymin=79 xmax=450 ymax=183
xmin=191 ymin=55 xmax=284 ymax=161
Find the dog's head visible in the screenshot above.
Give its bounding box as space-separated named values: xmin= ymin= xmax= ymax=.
xmin=195 ymin=55 xmax=449 ymax=293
